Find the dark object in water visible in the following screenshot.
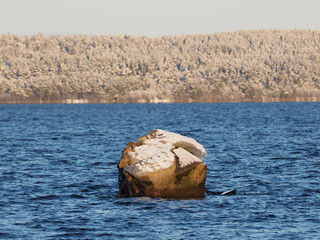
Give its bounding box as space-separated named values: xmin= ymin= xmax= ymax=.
xmin=206 ymin=189 xmax=237 ymax=196
xmin=221 ymin=189 xmax=237 ymax=196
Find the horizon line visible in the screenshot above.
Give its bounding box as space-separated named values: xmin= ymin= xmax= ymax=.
xmin=1 ymin=28 xmax=318 ymax=38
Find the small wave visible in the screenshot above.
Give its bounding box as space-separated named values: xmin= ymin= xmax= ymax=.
xmin=0 ymin=232 xmax=17 ymax=239
xmin=91 ymin=161 xmax=102 ymax=166
xmin=68 ymin=194 xmax=86 ymax=199
xmin=114 ymin=200 xmax=133 ymax=206
xmin=31 ymin=195 xmax=60 ymax=201
xmin=95 ymin=232 xmax=113 ymax=237
xmin=270 ymin=157 xmax=298 ymax=160
xmin=19 ymin=138 xmax=37 ymax=142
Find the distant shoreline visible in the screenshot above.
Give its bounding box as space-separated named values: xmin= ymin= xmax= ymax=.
xmin=1 ymin=97 xmax=319 ymax=104
xmin=2 ymin=30 xmax=320 ymax=103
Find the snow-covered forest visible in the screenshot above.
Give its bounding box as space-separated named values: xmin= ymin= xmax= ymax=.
xmin=1 ymin=30 xmax=320 ymax=103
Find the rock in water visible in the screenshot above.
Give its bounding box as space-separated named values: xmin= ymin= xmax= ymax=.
xmin=117 ymin=129 xmax=208 ymax=198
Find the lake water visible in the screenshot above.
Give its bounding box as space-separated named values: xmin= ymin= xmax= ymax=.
xmin=1 ymin=102 xmax=320 ymax=239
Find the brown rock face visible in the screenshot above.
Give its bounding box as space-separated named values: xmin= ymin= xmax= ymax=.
xmin=117 ymin=129 xmax=207 ymax=198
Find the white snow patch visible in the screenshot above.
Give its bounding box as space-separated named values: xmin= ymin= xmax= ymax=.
xmin=146 ymin=129 xmax=207 ymax=157
xmin=125 ymin=147 xmax=175 ymax=177
xmin=173 ymin=147 xmax=203 ymax=168
xmin=124 ymin=129 xmax=207 ymax=177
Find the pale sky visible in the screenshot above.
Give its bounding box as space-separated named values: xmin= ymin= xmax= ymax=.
xmin=1 ymin=0 xmax=319 ymax=37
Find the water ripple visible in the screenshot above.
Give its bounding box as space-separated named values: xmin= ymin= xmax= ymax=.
xmin=1 ymin=103 xmax=320 ymax=239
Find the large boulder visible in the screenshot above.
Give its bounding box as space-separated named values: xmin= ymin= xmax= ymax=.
xmin=117 ymin=129 xmax=207 ymax=198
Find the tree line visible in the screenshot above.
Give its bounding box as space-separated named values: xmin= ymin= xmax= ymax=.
xmin=1 ymin=30 xmax=320 ymax=103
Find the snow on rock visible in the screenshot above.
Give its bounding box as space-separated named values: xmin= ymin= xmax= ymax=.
xmin=124 ymin=146 xmax=175 ymax=177
xmin=173 ymin=147 xmax=203 ymax=168
xmin=124 ymin=129 xmax=207 ymax=177
xmin=118 ymin=129 xmax=208 ymax=198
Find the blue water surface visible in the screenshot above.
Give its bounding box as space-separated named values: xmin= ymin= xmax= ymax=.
xmin=0 ymin=102 xmax=320 ymax=239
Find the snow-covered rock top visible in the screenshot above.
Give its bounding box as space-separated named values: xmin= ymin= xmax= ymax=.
xmin=124 ymin=129 xmax=207 ymax=177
